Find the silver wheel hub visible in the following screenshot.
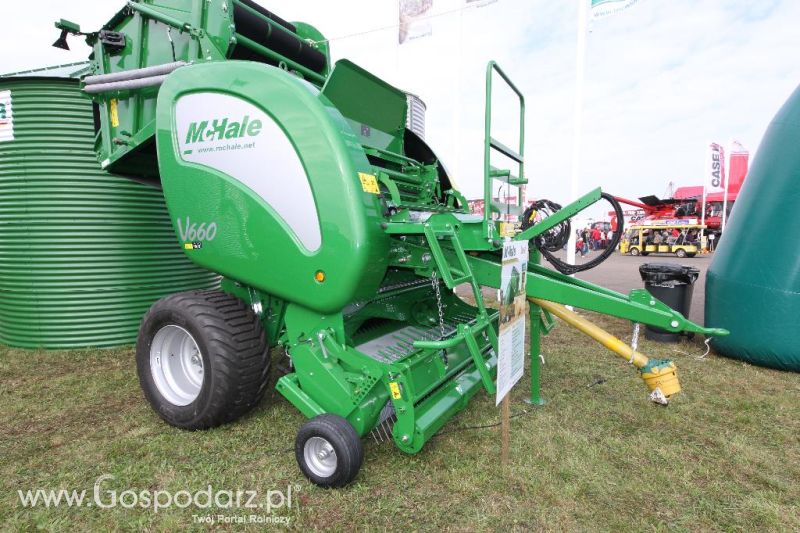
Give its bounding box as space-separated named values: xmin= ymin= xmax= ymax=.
xmin=304 ymin=437 xmax=337 ymax=478
xmin=150 ymin=325 xmax=204 ymax=406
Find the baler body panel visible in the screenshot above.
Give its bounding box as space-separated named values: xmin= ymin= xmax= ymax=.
xmin=322 ymin=60 xmax=408 ymax=154
xmin=86 ymin=0 xmax=328 ymax=177
xmin=155 ymin=61 xmax=389 ymax=313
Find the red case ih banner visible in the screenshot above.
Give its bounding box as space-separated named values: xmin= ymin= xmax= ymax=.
xmin=727 ymin=141 xmax=749 ymax=194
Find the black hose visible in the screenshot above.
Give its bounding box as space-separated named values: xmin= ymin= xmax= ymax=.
xmin=522 ymin=199 xmax=571 ymax=252
xmin=522 ymin=193 xmax=625 ymax=275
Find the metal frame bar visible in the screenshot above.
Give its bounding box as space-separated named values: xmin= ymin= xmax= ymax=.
xmin=234 ymin=34 xmax=326 ymax=84
xmin=515 ymin=187 xmax=602 ymax=242
xmin=126 ymin=1 xmax=194 ymax=33
xmin=462 ymin=252 xmax=726 ymax=335
xmin=483 ymin=61 xmax=526 ymax=241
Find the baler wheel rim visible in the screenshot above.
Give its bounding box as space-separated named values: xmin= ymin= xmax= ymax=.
xmin=149 ymin=325 xmax=204 ymax=406
xmin=304 ymin=437 xmax=338 ymax=478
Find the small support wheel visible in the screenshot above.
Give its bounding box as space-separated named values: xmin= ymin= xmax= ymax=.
xmin=295 ymin=414 xmax=363 ymax=488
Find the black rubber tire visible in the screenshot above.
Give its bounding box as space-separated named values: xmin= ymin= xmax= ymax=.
xmin=135 ymin=290 xmax=271 ymax=430
xmin=295 ymin=414 xmax=363 ymax=488
xmin=630 ymin=247 xmax=640 ymax=256
xmin=675 ymin=248 xmax=687 ymax=258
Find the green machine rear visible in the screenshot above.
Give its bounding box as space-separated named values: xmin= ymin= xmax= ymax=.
xmin=57 ymin=0 xmax=727 ymax=487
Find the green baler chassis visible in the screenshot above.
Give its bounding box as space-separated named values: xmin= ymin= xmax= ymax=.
xmin=247 ymin=61 xmax=722 ymax=454
xmin=226 ymin=204 xmax=723 ymax=456
xmin=58 ymin=1 xmax=727 ymax=485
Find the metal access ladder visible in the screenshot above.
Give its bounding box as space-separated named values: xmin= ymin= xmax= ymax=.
xmin=483 ymin=61 xmax=527 ymax=241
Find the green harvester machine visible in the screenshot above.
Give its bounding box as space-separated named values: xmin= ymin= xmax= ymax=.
xmin=54 ymin=0 xmax=726 ymax=487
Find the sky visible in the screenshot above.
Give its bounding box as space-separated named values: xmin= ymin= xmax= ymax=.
xmin=2 ymin=0 xmax=799 ymax=216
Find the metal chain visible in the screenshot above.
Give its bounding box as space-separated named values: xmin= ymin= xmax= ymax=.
xmin=630 ymin=323 xmax=641 ymax=364
xmin=431 ymin=270 xmax=446 ymax=339
xmin=431 ymin=270 xmax=450 ymax=367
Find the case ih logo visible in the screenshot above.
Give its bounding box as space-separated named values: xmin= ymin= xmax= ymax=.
xmin=185 ymin=116 xmax=263 ymax=144
xmin=709 ymin=143 xmax=724 ymax=188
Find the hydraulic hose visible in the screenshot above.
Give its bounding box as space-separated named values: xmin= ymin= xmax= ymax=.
xmin=523 ymin=192 xmax=625 ymax=275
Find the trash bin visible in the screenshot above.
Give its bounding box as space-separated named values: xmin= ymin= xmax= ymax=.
xmin=639 ymin=263 xmax=700 ymax=342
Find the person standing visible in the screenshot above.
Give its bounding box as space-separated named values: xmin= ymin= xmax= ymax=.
xmin=581 ymin=228 xmax=590 ymax=256
xmin=591 ymin=227 xmax=601 ymax=250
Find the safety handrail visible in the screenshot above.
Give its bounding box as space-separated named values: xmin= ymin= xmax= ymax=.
xmin=483 ymin=61 xmax=526 ymax=241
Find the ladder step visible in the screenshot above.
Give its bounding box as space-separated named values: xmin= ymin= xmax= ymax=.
xmin=490 ymin=137 xmax=523 ymax=163
xmin=489 ymin=166 xmax=510 ymax=178
xmin=489 ymin=166 xmax=527 ymax=186
xmin=490 ymin=201 xmax=523 ymax=216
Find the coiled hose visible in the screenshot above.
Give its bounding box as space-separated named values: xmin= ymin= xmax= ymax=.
xmin=521 ymin=192 xmax=625 ymax=275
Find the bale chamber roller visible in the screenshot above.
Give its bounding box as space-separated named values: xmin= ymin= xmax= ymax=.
xmin=54 ymin=0 xmax=727 ymax=487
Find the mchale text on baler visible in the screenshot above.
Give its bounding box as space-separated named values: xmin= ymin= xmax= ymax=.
xmin=55 ymin=0 xmax=727 ymax=487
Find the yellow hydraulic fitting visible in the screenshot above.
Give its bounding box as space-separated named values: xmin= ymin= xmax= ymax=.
xmin=529 ymin=298 xmax=681 ymax=398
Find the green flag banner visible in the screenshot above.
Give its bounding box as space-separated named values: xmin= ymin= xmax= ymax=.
xmin=591 ymin=0 xmax=642 ymax=20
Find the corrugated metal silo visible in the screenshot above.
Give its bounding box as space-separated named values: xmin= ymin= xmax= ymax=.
xmin=0 ymin=77 xmax=219 ymax=348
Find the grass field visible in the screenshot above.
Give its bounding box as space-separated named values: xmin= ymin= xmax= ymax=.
xmin=2 ymin=311 xmax=799 ymax=531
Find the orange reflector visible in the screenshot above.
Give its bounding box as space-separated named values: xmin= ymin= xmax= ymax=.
xmin=315 ymin=271 xmax=326 ymax=283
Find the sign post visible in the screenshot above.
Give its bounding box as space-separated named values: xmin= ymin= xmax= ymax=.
xmin=501 ymin=393 xmax=510 ymax=466
xmin=497 ymin=239 xmax=529 ymax=466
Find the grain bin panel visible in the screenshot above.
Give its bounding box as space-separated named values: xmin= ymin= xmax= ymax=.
xmin=0 ymin=77 xmax=219 ymax=348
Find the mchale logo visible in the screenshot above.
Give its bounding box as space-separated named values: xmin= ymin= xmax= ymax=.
xmin=186 ymin=116 xmax=263 ymax=145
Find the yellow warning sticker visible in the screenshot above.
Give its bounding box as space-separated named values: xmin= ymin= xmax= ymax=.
xmin=358 ymin=172 xmax=380 ymax=194
xmin=184 ymin=243 xmax=194 ymax=250
xmin=389 ymin=382 xmax=402 ymax=400
xmin=110 ymin=99 xmax=120 ymax=128
xmin=499 ymin=222 xmax=516 ymax=238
